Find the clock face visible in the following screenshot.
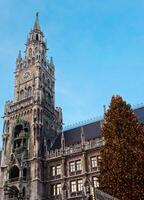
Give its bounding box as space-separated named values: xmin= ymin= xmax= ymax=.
xmin=23 ymin=71 xmax=31 ymax=80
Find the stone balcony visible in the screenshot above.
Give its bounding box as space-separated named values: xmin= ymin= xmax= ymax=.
xmin=5 ymin=97 xmax=33 ymax=114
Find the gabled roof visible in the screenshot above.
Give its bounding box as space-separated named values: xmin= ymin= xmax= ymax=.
xmin=51 ymin=106 xmax=144 ymax=150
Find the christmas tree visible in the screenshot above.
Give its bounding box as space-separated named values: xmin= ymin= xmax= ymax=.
xmin=99 ymin=95 xmax=144 ymax=200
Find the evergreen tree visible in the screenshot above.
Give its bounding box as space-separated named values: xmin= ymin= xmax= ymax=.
xmin=99 ymin=95 xmax=144 ymax=200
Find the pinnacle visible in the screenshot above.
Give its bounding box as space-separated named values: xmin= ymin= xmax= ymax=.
xmin=33 ymin=12 xmax=40 ymax=31
xmin=17 ymin=50 xmax=22 ymax=60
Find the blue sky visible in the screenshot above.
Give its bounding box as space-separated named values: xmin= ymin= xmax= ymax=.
xmin=1 ymin=0 xmax=144 ymax=147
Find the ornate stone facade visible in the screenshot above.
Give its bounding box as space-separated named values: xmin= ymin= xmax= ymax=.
xmin=0 ymin=14 xmax=62 ymax=200
xmin=0 ymin=14 xmax=144 ymax=200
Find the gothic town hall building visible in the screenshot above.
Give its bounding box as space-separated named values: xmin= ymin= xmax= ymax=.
xmin=0 ymin=14 xmax=144 ymax=200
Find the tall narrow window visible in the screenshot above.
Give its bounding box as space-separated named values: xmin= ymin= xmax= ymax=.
xmin=56 ymin=165 xmax=61 ymax=175
xmin=93 ymin=177 xmax=99 ymax=188
xmin=22 ymin=187 xmax=26 ymax=197
xmin=36 ymin=34 xmax=39 ymax=41
xmin=20 ymin=90 xmax=24 ymax=101
xmin=56 ymin=184 xmax=61 ymax=195
xmin=27 ymin=87 xmax=32 ymax=97
xmin=77 ymin=179 xmax=83 ymax=191
xmin=29 ymin=48 xmax=32 ymax=57
xmin=50 ymin=185 xmax=56 ymax=196
xmin=51 ymin=166 xmax=55 ymax=176
xmin=70 ymin=162 xmax=75 ymax=172
xmin=23 ymin=168 xmax=27 ymax=179
xmin=76 ymin=160 xmax=82 ymax=171
xmin=71 ymin=181 xmax=77 ymax=193
xmin=91 ymin=156 xmax=97 ymax=168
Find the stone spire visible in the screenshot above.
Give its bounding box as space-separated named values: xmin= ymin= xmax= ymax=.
xmin=17 ymin=50 xmax=22 ymax=61
xmin=33 ymin=12 xmax=40 ymax=31
xmin=81 ymin=126 xmax=85 ymax=148
xmin=61 ymin=131 xmax=65 ymax=152
xmin=16 ymin=50 xmax=23 ymax=70
xmin=18 ymin=50 xmax=21 ymax=59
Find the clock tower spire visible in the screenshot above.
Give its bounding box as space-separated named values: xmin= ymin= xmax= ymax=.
xmin=0 ymin=14 xmax=62 ymax=200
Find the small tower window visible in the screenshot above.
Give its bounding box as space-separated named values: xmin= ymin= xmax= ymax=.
xmin=23 ymin=168 xmax=27 ymax=178
xmin=20 ymin=90 xmax=24 ymax=101
xmin=9 ymin=165 xmax=19 ymax=180
xmin=29 ymin=48 xmax=32 ymax=57
xmin=36 ymin=34 xmax=39 ymax=41
xmin=27 ymin=86 xmax=32 ymax=97
xmin=22 ymin=187 xmax=26 ymax=197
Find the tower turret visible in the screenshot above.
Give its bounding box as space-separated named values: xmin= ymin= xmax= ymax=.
xmin=25 ymin=13 xmax=47 ymax=69
xmin=16 ymin=50 xmax=23 ymax=70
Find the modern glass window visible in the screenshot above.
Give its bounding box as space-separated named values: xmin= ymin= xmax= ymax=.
xmin=71 ymin=181 xmax=77 ymax=193
xmin=77 ymin=179 xmax=83 ymax=191
xmin=56 ymin=184 xmax=61 ymax=195
xmin=70 ymin=162 xmax=75 ymax=172
xmin=93 ymin=177 xmax=99 ymax=188
xmin=76 ymin=160 xmax=82 ymax=171
xmin=91 ymin=156 xmax=97 ymax=168
xmin=56 ymin=165 xmax=61 ymax=175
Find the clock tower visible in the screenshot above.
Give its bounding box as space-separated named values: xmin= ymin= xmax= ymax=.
xmin=0 ymin=13 xmax=62 ymax=200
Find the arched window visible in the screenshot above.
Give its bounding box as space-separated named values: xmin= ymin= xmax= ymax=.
xmin=27 ymin=87 xmax=32 ymax=97
xmin=9 ymin=165 xmax=19 ymax=180
xmin=20 ymin=90 xmax=24 ymax=101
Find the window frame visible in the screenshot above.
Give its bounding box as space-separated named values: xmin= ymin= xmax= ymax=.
xmin=70 ymin=180 xmax=77 ymax=193
xmin=56 ymin=165 xmax=61 ymax=176
xmin=91 ymin=156 xmax=97 ymax=168
xmin=51 ymin=166 xmax=56 ymax=176
xmin=93 ymin=176 xmax=99 ymax=188
xmin=69 ymin=161 xmax=76 ymax=173
xmin=76 ymin=160 xmax=82 ymax=171
xmin=56 ymin=183 xmax=61 ymax=195
xmin=77 ymin=179 xmax=83 ymax=192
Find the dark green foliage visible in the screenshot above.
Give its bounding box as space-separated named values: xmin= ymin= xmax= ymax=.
xmin=99 ymin=96 xmax=144 ymax=200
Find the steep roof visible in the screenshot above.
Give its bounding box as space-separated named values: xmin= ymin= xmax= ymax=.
xmin=51 ymin=106 xmax=144 ymax=150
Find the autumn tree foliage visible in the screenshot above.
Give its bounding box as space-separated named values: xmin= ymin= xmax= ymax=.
xmin=99 ymin=95 xmax=144 ymax=200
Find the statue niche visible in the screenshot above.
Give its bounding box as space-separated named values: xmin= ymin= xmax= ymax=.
xmin=12 ymin=120 xmax=29 ymax=155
